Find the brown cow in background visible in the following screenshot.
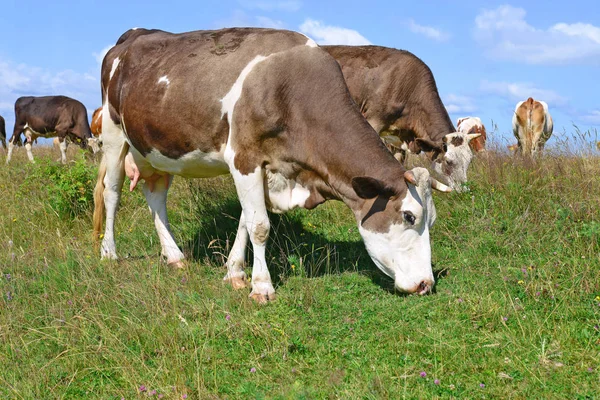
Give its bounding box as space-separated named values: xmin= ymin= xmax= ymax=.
xmin=0 ymin=115 xmax=6 ymax=149
xmin=512 ymin=97 xmax=553 ymax=156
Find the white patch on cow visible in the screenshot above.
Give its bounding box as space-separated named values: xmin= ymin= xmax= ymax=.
xmin=144 ymin=146 xmax=228 ymax=178
xmin=264 ymin=171 xmax=311 ymax=213
xmin=357 ymin=169 xmax=435 ymax=293
xmin=220 ymin=55 xmax=268 ymax=120
xmin=456 ymin=116 xmax=483 ymax=133
xmin=157 ymin=75 xmax=170 ymax=86
xmin=109 ymin=57 xmax=120 ymax=80
xmin=432 ymin=132 xmax=477 ymax=192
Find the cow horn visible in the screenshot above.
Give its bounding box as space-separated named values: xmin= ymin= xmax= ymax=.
xmin=430 ymin=177 xmax=451 ymax=193
xmin=467 ymin=133 xmax=482 ymax=141
xmin=404 ymin=170 xmax=417 ymax=185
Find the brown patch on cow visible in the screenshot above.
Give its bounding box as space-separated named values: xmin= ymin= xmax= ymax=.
xmin=450 ymin=136 xmax=464 ymax=147
xmin=91 ymin=107 xmax=103 ymax=136
xmin=515 ymin=98 xmax=548 ymax=155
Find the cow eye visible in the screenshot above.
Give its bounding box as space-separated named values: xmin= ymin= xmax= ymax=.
xmin=403 ymin=211 xmax=416 ymax=225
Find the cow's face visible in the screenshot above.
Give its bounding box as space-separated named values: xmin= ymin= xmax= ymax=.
xmin=432 ymin=132 xmax=480 ymax=192
xmin=352 ymin=167 xmax=450 ymax=295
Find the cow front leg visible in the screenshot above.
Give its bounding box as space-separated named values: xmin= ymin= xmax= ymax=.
xmin=58 ymin=138 xmax=68 ymax=164
xmin=142 ymin=174 xmax=185 ymax=268
xmin=24 ymin=141 xmax=34 ymax=163
xmin=230 ymin=167 xmax=275 ymax=303
xmin=223 ymin=211 xmax=249 ymax=289
xmin=6 ymin=137 xmax=16 ymax=164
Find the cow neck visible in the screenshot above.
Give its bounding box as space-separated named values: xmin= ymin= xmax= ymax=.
xmin=311 ymin=120 xmax=406 ymax=213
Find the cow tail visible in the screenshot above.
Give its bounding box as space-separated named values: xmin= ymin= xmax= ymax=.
xmin=93 ymin=155 xmax=107 ymax=249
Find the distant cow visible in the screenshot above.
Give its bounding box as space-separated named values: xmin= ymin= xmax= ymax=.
xmin=93 ymin=28 xmax=451 ymax=303
xmin=456 ymin=117 xmax=487 ymax=152
xmin=0 ymin=115 xmax=6 ymax=149
xmin=512 ymin=97 xmax=553 ymax=156
xmin=6 ymin=96 xmax=93 ymax=164
xmin=433 ymin=132 xmax=481 ymax=192
xmin=91 ymin=107 xmax=103 ymax=136
xmin=323 ymin=45 xmax=474 ymax=190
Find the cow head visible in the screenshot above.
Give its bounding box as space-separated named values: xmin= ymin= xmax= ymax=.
xmin=352 ymin=167 xmax=450 ymax=295
xmin=431 ymin=132 xmax=480 ymax=192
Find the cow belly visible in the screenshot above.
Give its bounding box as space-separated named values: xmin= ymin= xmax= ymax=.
xmin=25 ymin=126 xmax=55 ymax=141
xmin=264 ymin=171 xmax=311 ymax=213
xmin=142 ymin=146 xmax=229 ymax=178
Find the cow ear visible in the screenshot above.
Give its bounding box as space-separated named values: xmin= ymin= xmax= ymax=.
xmin=352 ymin=177 xmax=395 ymax=199
xmin=416 ymin=138 xmax=444 ymax=153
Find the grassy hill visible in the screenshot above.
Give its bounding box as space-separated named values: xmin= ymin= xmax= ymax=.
xmin=0 ymin=144 xmax=598 ymax=399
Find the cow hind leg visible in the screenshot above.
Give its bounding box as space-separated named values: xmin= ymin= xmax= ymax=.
xmin=25 ymin=142 xmax=34 ymax=163
xmin=59 ymin=138 xmax=68 ymax=164
xmin=141 ymin=175 xmax=185 ymax=268
xmin=223 ymin=211 xmax=249 ymax=289
xmin=229 ymin=165 xmax=275 ymax=303
xmin=97 ymin=112 xmax=128 ymax=260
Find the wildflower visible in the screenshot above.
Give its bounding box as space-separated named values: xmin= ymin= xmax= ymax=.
xmin=158 ymin=395 xmax=164 ymax=399
xmin=12 ymin=218 xmax=16 ymax=222
xmin=182 ymin=395 xmax=188 ymax=399
xmin=480 ymin=383 xmax=485 ymax=388
xmin=518 ymin=280 xmax=524 ymax=285
xmin=149 ymin=389 xmax=157 ymax=396
xmin=595 ymin=296 xmax=600 ymax=302
xmin=521 ymin=268 xmax=527 ymax=274
xmin=536 ymin=292 xmax=541 ymax=296
xmin=457 ymin=298 xmax=463 ymax=303
xmin=594 ymin=325 xmax=599 ymax=331
xmin=6 ymin=291 xmax=12 ymax=301
xmin=291 ymin=264 xmax=296 ymax=270
xmin=225 ymin=314 xmax=231 ymax=321
xmin=449 ymin=384 xmax=455 ymax=390
xmin=588 ymin=367 xmax=594 ymax=372
xmin=434 ymin=379 xmax=440 ymax=385
xmin=8 ymin=240 xmax=13 ymax=247
xmin=420 ymin=371 xmax=427 ymax=377
xmin=5 ymin=274 xmax=11 ymax=281
xmin=502 ymin=316 xmax=508 ymax=322
xmin=250 ymin=367 xmax=256 ymax=373
xmin=139 ymin=385 xmax=147 ymax=392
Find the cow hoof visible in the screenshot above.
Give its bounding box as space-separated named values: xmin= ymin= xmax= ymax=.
xmin=225 ymin=276 xmax=248 ymax=289
xmin=168 ymin=260 xmax=186 ymax=269
xmin=249 ymin=292 xmax=276 ymax=304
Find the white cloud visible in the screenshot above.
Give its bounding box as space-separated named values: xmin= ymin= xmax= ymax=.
xmin=407 ymin=19 xmax=449 ymax=42
xmin=474 ymin=5 xmax=600 ymax=65
xmin=444 ymin=94 xmax=476 ymax=114
xmin=238 ymin=0 xmax=301 ymax=12
xmin=214 ymin=10 xmax=285 ymax=29
xmin=0 ymin=60 xmax=100 ymax=126
xmin=299 ymin=19 xmax=371 ymax=45
xmin=580 ymin=110 xmax=600 ymax=125
xmin=480 ymin=80 xmax=567 ymax=106
xmin=92 ymin=45 xmax=113 ymax=66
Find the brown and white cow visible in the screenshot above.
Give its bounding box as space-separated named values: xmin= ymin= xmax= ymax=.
xmin=6 ymin=96 xmax=94 ymax=164
xmin=323 ymin=45 xmax=475 ymax=190
xmin=93 ymin=27 xmax=451 ymax=303
xmin=456 ymin=117 xmax=487 ymax=152
xmin=512 ymin=97 xmax=553 ymax=156
xmin=432 ymin=132 xmax=481 ymax=192
xmin=91 ymin=107 xmax=103 ymax=137
xmin=0 ymin=115 xmax=6 ymax=149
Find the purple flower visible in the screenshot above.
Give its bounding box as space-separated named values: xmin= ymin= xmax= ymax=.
xmin=594 ymin=325 xmax=599 ymax=331
xmin=250 ymin=367 xmax=256 ymax=373
xmin=480 ymin=383 xmax=485 ymax=388
xmin=588 ymin=367 xmax=594 ymax=372
xmin=67 ymin=300 xmax=73 ymax=306
xmin=149 ymin=389 xmax=157 ymax=396
xmin=502 ymin=316 xmax=508 ymax=322
xmin=536 ymin=292 xmax=541 ymax=297
xmin=182 ymin=395 xmax=188 ymax=399
xmin=139 ymin=385 xmax=147 ymax=392
xmin=225 ymin=314 xmax=231 ymax=321
xmin=521 ymin=268 xmax=527 ymax=275
xmin=434 ymin=379 xmax=440 ymax=385
xmin=457 ymin=298 xmax=463 ymax=303
xmin=6 ymin=291 xmax=12 ymax=301
xmin=158 ymin=395 xmax=164 ymax=399
xmin=420 ymin=371 xmax=427 ymax=377
xmin=5 ymin=274 xmax=11 ymax=281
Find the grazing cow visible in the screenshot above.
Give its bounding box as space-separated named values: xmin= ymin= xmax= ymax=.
xmin=456 ymin=117 xmax=487 ymax=152
xmin=0 ymin=115 xmax=6 ymax=149
xmin=6 ymin=96 xmax=93 ymax=164
xmin=432 ymin=132 xmax=481 ymax=192
xmin=93 ymin=27 xmax=451 ymax=303
xmin=323 ymin=45 xmax=475 ymax=190
xmin=512 ymin=97 xmax=553 ymax=156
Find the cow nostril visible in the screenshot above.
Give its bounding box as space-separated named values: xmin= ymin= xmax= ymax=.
xmin=417 ymin=280 xmax=430 ymax=295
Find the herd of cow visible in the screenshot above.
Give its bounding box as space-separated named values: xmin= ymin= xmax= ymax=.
xmin=0 ymin=27 xmax=556 ymax=303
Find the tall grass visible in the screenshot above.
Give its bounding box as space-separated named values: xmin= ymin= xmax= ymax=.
xmin=0 ymin=141 xmax=598 ymax=399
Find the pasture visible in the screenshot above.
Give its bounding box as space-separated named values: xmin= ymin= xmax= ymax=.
xmin=0 ymin=138 xmax=599 ymax=399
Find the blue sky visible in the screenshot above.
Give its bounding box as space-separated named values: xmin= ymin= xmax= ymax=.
xmin=1 ymin=0 xmax=599 ymax=146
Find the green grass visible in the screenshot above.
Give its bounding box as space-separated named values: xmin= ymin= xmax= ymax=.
xmin=0 ymin=145 xmax=599 ymax=399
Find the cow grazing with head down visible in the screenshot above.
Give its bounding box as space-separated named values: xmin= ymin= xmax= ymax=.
xmin=93 ymin=27 xmax=451 ymax=303
xmin=6 ymin=96 xmax=94 ymax=164
xmin=512 ymin=97 xmax=553 ymax=156
xmin=432 ymin=132 xmax=481 ymax=192
xmin=323 ymin=45 xmax=475 ymax=190
xmin=0 ymin=115 xmax=6 ymax=149
xmin=456 ymin=117 xmax=487 ymax=152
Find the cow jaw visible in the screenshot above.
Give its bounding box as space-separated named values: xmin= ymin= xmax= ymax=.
xmin=356 ymin=168 xmax=436 ymax=294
